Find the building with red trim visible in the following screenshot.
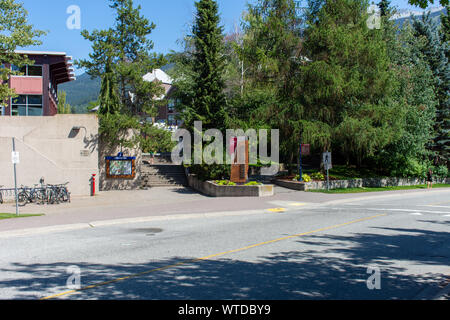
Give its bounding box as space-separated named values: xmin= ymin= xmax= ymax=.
xmin=1 ymin=50 xmax=75 ymax=116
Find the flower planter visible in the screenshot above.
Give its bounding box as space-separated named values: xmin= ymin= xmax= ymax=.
xmin=187 ymin=175 xmax=274 ymax=197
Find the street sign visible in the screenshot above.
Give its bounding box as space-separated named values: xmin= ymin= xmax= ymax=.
xmin=11 ymin=151 xmax=20 ymax=164
xmin=323 ymin=152 xmax=332 ymax=170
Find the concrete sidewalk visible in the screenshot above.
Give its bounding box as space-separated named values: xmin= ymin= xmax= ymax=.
xmin=1 ymin=186 xmax=449 ymax=234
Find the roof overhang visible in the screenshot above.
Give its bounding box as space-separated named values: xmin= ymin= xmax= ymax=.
xmin=14 ymin=50 xmax=76 ymax=85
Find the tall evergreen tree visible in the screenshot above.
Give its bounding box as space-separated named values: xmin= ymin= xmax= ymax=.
xmin=441 ymin=5 xmax=449 ymax=60
xmin=184 ymin=0 xmax=227 ymax=132
xmin=378 ymin=0 xmax=391 ymax=17
xmin=413 ymin=13 xmax=450 ymax=166
xmin=99 ymin=59 xmax=120 ymax=116
xmin=77 ymin=0 xmax=165 ymax=116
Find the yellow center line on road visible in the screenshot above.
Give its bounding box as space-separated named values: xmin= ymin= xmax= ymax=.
xmin=41 ymin=213 xmax=387 ymax=300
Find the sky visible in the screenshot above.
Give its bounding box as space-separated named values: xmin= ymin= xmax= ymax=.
xmin=17 ymin=0 xmax=435 ymax=76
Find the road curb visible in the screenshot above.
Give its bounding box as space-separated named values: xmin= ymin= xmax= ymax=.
xmin=0 ymin=209 xmax=270 ymax=239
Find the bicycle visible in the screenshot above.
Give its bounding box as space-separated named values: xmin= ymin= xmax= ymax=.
xmin=46 ymin=183 xmax=70 ymax=204
xmin=18 ymin=185 xmax=46 ymax=207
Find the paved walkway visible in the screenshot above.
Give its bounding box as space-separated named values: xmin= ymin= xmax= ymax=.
xmin=1 ymin=185 xmax=449 ymax=233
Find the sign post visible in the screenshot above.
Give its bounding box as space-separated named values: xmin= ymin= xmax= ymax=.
xmin=11 ymin=138 xmax=19 ymax=216
xmin=298 ymin=143 xmax=310 ymax=182
xmin=298 ymin=143 xmax=303 ymax=182
xmin=323 ymin=151 xmax=332 ymax=191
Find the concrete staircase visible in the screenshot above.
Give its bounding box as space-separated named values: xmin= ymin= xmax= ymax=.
xmin=140 ymin=162 xmax=188 ymax=188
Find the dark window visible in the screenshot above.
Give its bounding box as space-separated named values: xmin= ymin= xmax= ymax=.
xmin=27 ymin=65 xmax=42 ymax=76
xmin=12 ymin=95 xmax=26 ymax=105
xmin=11 ymin=95 xmax=43 ymax=116
xmin=11 ymin=65 xmax=42 ymax=76
xmin=28 ymin=105 xmax=43 ymax=116
xmin=28 ymin=95 xmax=43 ymax=105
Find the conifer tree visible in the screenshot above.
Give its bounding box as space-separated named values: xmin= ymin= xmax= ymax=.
xmin=99 ymin=59 xmax=120 ymax=116
xmin=378 ymin=0 xmax=391 ymax=17
xmin=77 ymin=0 xmax=165 ymax=116
xmin=185 ymin=0 xmax=227 ymax=132
xmin=413 ymin=13 xmax=450 ymax=166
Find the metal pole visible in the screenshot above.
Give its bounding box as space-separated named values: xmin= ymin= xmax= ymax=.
xmin=12 ymin=138 xmax=19 ymax=216
xmin=299 ymin=143 xmax=303 ymax=182
xmin=327 ymin=168 xmax=330 ymax=191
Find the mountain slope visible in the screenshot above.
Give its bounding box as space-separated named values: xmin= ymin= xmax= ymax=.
xmin=58 ymin=73 xmax=101 ymax=113
xmin=393 ymin=6 xmax=447 ymax=27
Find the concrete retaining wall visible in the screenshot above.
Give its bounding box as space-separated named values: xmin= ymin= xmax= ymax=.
xmin=187 ymin=175 xmax=274 ymax=197
xmin=0 ymin=115 xmax=99 ymax=196
xmin=274 ymin=177 xmax=450 ymax=191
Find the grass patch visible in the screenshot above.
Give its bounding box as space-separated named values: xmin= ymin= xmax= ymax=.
xmin=0 ymin=213 xmax=45 ymax=220
xmin=307 ymin=184 xmax=450 ymax=194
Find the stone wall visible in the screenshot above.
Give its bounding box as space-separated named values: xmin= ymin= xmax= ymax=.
xmin=273 ymin=177 xmax=450 ymax=191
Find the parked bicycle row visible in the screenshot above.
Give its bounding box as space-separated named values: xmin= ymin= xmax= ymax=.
xmin=0 ymin=182 xmax=70 ymax=207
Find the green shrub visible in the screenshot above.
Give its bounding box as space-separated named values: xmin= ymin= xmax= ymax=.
xmin=244 ymin=181 xmax=262 ymax=186
xmin=311 ymin=172 xmax=325 ymax=181
xmin=293 ymin=174 xmax=311 ymax=182
xmin=214 ymin=180 xmax=236 ymax=186
xmin=433 ymin=166 xmax=449 ymax=178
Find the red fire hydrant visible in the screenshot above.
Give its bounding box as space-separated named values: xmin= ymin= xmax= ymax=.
xmin=91 ymin=174 xmax=96 ymax=196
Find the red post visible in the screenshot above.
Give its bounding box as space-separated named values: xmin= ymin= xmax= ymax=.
xmin=91 ymin=174 xmax=96 ymax=196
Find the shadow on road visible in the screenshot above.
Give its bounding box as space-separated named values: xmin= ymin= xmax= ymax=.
xmin=0 ymin=225 xmax=448 ymax=300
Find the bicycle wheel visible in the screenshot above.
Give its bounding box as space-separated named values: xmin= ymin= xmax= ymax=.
xmin=35 ymin=189 xmax=46 ymax=205
xmin=61 ymin=188 xmax=70 ymax=203
xmin=18 ymin=192 xmax=28 ymax=207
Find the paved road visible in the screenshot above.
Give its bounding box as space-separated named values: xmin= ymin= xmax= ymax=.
xmin=0 ymin=189 xmax=449 ymax=300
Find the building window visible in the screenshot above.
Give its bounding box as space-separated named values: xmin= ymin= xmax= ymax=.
xmin=11 ymin=95 xmax=43 ymax=116
xmin=11 ymin=65 xmax=43 ymax=77
xmin=168 ymin=99 xmax=175 ymax=113
xmin=168 ymin=114 xmax=176 ymax=126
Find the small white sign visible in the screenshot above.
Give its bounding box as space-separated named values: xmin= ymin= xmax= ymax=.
xmin=11 ymin=151 xmax=20 ymax=164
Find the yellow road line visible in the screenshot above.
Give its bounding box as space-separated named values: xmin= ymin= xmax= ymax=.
xmin=267 ymin=208 xmax=286 ymax=213
xmin=291 ymin=203 xmax=307 ymax=207
xmin=41 ymin=213 xmax=387 ymax=300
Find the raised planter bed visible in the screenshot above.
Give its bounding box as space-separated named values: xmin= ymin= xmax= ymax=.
xmin=187 ymin=175 xmax=274 ymax=197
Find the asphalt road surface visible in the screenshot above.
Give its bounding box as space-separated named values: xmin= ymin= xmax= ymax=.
xmin=0 ymin=189 xmax=449 ymax=300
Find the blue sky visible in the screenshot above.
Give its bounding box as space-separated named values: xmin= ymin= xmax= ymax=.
xmin=18 ymin=0 xmax=432 ymax=75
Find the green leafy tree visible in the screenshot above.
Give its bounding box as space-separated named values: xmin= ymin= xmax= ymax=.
xmin=233 ymin=0 xmax=306 ymax=171
xmin=57 ymin=90 xmax=72 ymax=114
xmin=0 ymin=0 xmax=46 ymax=103
xmin=301 ymin=0 xmax=401 ymax=166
